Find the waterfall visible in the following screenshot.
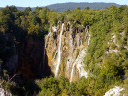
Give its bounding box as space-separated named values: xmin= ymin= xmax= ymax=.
xmin=86 ymin=26 xmax=90 ymax=46
xmin=70 ymin=49 xmax=88 ymax=82
xmin=69 ymin=33 xmax=73 ymax=50
xmin=45 ymin=32 xmax=51 ymax=48
xmin=52 ymin=50 xmax=57 ymax=60
xmin=67 ymin=32 xmax=73 ymax=78
xmin=77 ymin=35 xmax=80 ymax=47
xmin=55 ymin=23 xmax=64 ymax=78
xmin=88 ymin=33 xmax=90 ymax=46
xmin=70 ymin=53 xmax=79 ymax=82
xmin=42 ymin=32 xmax=51 ymax=75
xmin=76 ymin=49 xmax=88 ymax=78
xmin=80 ymin=37 xmax=82 ymax=46
xmin=70 ymin=26 xmax=90 ymax=82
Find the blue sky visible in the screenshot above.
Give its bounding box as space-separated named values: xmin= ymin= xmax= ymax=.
xmin=0 ymin=0 xmax=128 ymax=7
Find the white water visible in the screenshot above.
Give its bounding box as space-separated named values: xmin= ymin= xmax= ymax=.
xmin=52 ymin=50 xmax=58 ymax=60
xmin=88 ymin=33 xmax=90 ymax=46
xmin=42 ymin=32 xmax=51 ymax=74
xmin=45 ymin=32 xmax=51 ymax=47
xmin=70 ymin=26 xmax=90 ymax=82
xmin=104 ymin=86 xmax=124 ymax=96
xmin=52 ymin=26 xmax=57 ymax=32
xmin=67 ymin=32 xmax=73 ymax=78
xmin=80 ymin=37 xmax=82 ymax=46
xmin=86 ymin=26 xmax=90 ymax=46
xmin=70 ymin=49 xmax=88 ymax=82
xmin=70 ymin=53 xmax=79 ymax=82
xmin=76 ymin=49 xmax=88 ymax=78
xmin=55 ymin=23 xmax=64 ymax=78
xmin=69 ymin=34 xmax=73 ymax=51
xmin=77 ymin=35 xmax=80 ymax=47
xmin=85 ymin=26 xmax=90 ymax=46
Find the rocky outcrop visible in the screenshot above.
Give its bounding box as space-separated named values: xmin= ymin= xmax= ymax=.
xmin=3 ymin=22 xmax=89 ymax=81
xmin=46 ymin=23 xmax=89 ymax=81
xmin=104 ymin=86 xmax=124 ymax=96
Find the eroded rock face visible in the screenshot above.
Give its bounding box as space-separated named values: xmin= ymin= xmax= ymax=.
xmin=4 ymin=22 xmax=89 ymax=81
xmin=46 ymin=23 xmax=89 ymax=81
xmin=18 ymin=37 xmax=52 ymax=79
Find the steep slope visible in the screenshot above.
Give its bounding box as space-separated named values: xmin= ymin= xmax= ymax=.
xmin=45 ymin=23 xmax=90 ymax=81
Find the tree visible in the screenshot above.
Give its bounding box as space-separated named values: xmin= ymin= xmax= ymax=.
xmin=24 ymin=7 xmax=31 ymax=15
xmin=85 ymin=6 xmax=90 ymax=10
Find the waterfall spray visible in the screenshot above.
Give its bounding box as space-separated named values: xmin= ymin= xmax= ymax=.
xmin=67 ymin=32 xmax=73 ymax=78
xmin=70 ymin=26 xmax=90 ymax=82
xmin=55 ymin=23 xmax=64 ymax=78
xmin=70 ymin=53 xmax=79 ymax=82
xmin=42 ymin=32 xmax=51 ymax=76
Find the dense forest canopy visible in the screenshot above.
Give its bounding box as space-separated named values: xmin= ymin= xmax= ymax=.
xmin=0 ymin=5 xmax=128 ymax=96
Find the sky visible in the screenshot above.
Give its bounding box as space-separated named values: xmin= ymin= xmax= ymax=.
xmin=0 ymin=0 xmax=128 ymax=7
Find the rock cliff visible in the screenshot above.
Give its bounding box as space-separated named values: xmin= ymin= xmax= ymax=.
xmin=45 ymin=22 xmax=90 ymax=81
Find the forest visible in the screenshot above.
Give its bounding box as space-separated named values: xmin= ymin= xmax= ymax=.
xmin=0 ymin=5 xmax=128 ymax=96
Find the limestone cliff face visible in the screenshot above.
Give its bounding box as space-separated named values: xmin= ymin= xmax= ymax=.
xmin=4 ymin=22 xmax=89 ymax=81
xmin=46 ymin=22 xmax=90 ymax=81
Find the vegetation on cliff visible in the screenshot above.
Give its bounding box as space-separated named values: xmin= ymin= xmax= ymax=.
xmin=0 ymin=5 xmax=128 ymax=96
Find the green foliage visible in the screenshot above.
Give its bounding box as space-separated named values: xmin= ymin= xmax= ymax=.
xmin=36 ymin=76 xmax=88 ymax=96
xmin=0 ymin=5 xmax=128 ymax=96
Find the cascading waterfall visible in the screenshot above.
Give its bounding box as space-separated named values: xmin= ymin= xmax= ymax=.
xmin=42 ymin=32 xmax=51 ymax=75
xmin=86 ymin=26 xmax=90 ymax=46
xmin=70 ymin=26 xmax=90 ymax=82
xmin=70 ymin=52 xmax=79 ymax=82
xmin=52 ymin=50 xmax=57 ymax=60
xmin=88 ymin=33 xmax=90 ymax=46
xmin=55 ymin=23 xmax=64 ymax=78
xmin=69 ymin=34 xmax=73 ymax=50
xmin=76 ymin=49 xmax=88 ymax=78
xmin=80 ymin=37 xmax=82 ymax=46
xmin=67 ymin=32 xmax=73 ymax=78
xmin=70 ymin=49 xmax=88 ymax=82
xmin=77 ymin=35 xmax=80 ymax=47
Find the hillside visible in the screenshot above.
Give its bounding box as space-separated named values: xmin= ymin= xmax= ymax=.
xmin=0 ymin=2 xmax=122 ymax=12
xmin=46 ymin=2 xmax=121 ymax=12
